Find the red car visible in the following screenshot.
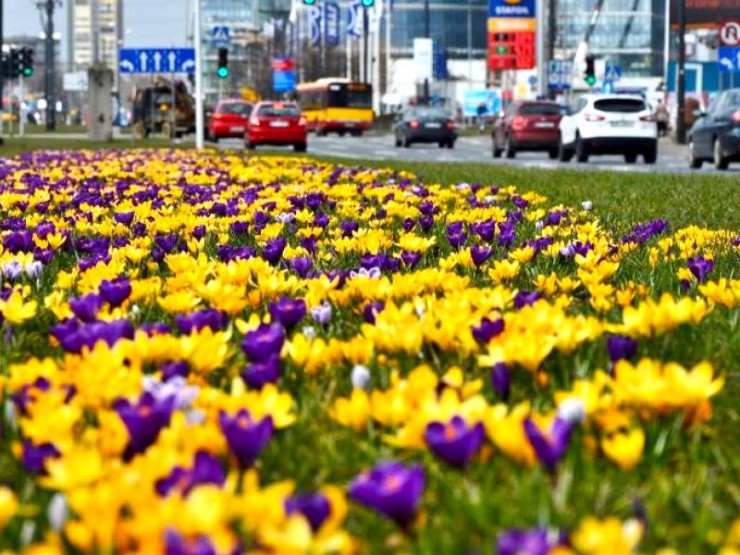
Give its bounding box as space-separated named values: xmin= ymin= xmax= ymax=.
xmin=245 ymin=101 xmax=307 ymax=152
xmin=207 ymin=100 xmax=253 ymax=142
xmin=492 ymin=101 xmax=568 ymax=159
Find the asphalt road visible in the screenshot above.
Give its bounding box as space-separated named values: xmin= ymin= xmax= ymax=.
xmin=218 ymin=133 xmax=739 ymax=175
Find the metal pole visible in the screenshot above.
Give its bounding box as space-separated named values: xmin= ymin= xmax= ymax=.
xmin=319 ymin=5 xmax=325 ymax=77
xmin=423 ymin=0 xmax=429 ymax=103
xmin=386 ymin=0 xmax=392 ymax=101
xmin=467 ymin=0 xmax=472 ymax=87
xmin=0 ymin=0 xmax=5 ymax=146
xmin=536 ymin=0 xmax=546 ymax=97
xmin=45 ymin=0 xmax=56 ymax=131
xmin=676 ymin=0 xmax=686 ymax=144
xmin=547 ymin=0 xmax=556 ymax=98
xmin=194 ymin=0 xmax=204 ymax=149
xmin=19 ymin=74 xmax=25 ymax=137
xmin=363 ymin=7 xmax=369 ymax=83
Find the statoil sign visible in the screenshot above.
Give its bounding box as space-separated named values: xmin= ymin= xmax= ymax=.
xmin=488 ymin=0 xmax=535 ymax=19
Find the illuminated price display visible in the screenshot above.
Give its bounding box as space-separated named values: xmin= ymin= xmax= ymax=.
xmin=487 ymin=31 xmax=535 ymax=70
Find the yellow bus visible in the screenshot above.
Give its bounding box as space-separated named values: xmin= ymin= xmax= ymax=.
xmin=296 ymin=78 xmax=373 ymax=136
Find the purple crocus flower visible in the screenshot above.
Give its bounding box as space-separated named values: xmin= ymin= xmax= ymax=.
xmin=161 ymin=361 xmax=190 ymax=381
xmin=471 ymin=317 xmax=504 ymax=344
xmin=470 ymin=245 xmax=493 ymax=267
xmin=22 ymin=440 xmax=61 ymax=474
xmin=424 ymin=416 xmax=485 ymax=469
xmin=218 ymin=409 xmax=274 ymax=469
xmin=687 ymin=256 xmax=714 ymax=283
xmin=606 ymin=335 xmax=637 ymax=362
xmin=284 ymin=492 xmax=331 ymax=531
xmin=269 ymin=297 xmax=307 ymax=329
xmin=164 ymin=528 xmax=217 ymax=555
xmin=175 ymin=309 xmax=228 ymax=335
xmin=310 ymin=302 xmax=332 ymax=326
xmin=339 ymin=220 xmax=360 ymax=237
xmin=400 ymin=250 xmax=421 ymax=269
xmin=363 ymin=301 xmax=385 ymax=324
xmin=114 ymin=392 xmax=176 ymax=460
xmin=523 ymin=417 xmax=573 ymax=472
xmin=262 ymin=237 xmax=287 ymax=265
xmin=241 ymin=356 xmax=281 ymax=389
xmin=68 ymin=293 xmax=103 ymax=323
xmin=497 ymin=527 xmax=551 ymax=555
xmin=99 ymin=278 xmax=132 ymax=308
xmin=156 ymin=451 xmax=225 ymax=497
xmin=348 ymin=461 xmax=425 ymax=528
xmin=491 ymin=362 xmax=511 ymax=401
xmin=447 ymin=231 xmax=467 ymax=249
xmin=290 ymin=256 xmax=313 ymax=278
xmin=114 ymin=212 xmax=135 ymax=226
xmin=514 ymin=290 xmax=542 ymax=309
xmin=241 ymin=323 xmax=285 ymax=362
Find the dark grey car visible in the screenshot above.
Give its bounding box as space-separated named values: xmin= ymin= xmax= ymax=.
xmin=688 ymin=88 xmax=740 ymax=170
xmin=393 ymin=107 xmax=457 ymax=149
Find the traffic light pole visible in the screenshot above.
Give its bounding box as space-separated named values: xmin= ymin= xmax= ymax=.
xmin=675 ymin=0 xmax=686 ymax=144
xmin=41 ymin=0 xmax=57 ymax=131
xmin=363 ymin=7 xmax=369 ymax=83
xmin=423 ymin=0 xmax=430 ymax=103
xmin=194 ymin=0 xmax=204 ymax=149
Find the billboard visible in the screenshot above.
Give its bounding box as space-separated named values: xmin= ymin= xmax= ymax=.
xmin=669 ymin=0 xmax=740 ymax=28
xmin=488 ymin=0 xmax=535 ymax=18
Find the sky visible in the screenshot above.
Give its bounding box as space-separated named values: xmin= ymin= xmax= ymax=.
xmin=5 ymin=0 xmax=189 ymax=61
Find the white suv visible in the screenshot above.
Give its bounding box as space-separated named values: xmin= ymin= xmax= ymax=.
xmin=558 ymin=94 xmax=658 ymax=164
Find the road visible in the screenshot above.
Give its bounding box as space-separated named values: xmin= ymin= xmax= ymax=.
xmin=217 ymin=133 xmax=739 ymax=175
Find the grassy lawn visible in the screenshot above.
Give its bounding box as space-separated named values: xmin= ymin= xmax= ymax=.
xmin=0 ymin=146 xmax=737 ymax=552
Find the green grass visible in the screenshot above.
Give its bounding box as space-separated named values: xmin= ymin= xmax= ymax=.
xmin=0 ymin=136 xmax=193 ymax=157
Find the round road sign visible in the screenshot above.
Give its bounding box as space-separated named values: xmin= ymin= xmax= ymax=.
xmin=719 ymin=21 xmax=740 ymax=47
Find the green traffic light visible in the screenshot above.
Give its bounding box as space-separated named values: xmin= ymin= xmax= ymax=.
xmin=361 ymin=0 xmax=374 ymax=7
xmin=23 ymin=68 xmax=33 ymax=77
xmin=585 ymin=75 xmax=596 ymax=86
xmin=303 ymin=0 xmax=316 ymax=5
xmin=217 ymin=67 xmax=229 ymax=79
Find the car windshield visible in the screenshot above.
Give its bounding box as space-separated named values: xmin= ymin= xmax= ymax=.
xmin=221 ymin=103 xmax=251 ymax=116
xmin=594 ymin=99 xmax=646 ymax=113
xmin=257 ymin=104 xmax=300 ymax=117
xmin=519 ymin=104 xmax=566 ymax=116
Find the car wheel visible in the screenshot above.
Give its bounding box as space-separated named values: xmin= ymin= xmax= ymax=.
xmin=395 ymin=135 xmax=402 ymax=148
xmin=624 ymin=153 xmax=638 ymax=164
xmin=245 ymin=141 xmax=256 ymax=151
xmin=688 ymin=139 xmax=703 ymax=169
xmin=504 ymin=135 xmax=516 ymax=158
xmin=548 ymin=148 xmax=558 ymax=160
xmin=713 ymin=137 xmax=729 ymax=170
xmin=557 ymin=140 xmax=573 ymax=162
xmin=447 ymin=140 xmax=454 ymax=149
xmin=339 ymin=131 xmax=346 ymax=137
xmin=643 ymin=141 xmax=657 ymax=164
xmin=439 ymin=142 xmax=446 ymax=148
xmin=403 ymin=135 xmax=411 ymax=148
xmin=294 ymin=143 xmax=307 ymax=153
xmin=492 ymin=139 xmax=503 ymax=158
xmin=575 ymin=134 xmax=589 ymax=163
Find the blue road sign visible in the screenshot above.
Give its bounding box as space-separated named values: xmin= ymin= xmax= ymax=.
xmin=273 ymin=70 xmax=296 ymax=93
xmin=547 ymin=59 xmax=572 ymax=90
xmin=119 ymin=48 xmax=195 ymax=74
xmin=488 ymin=0 xmax=535 ymax=18
xmin=719 ymin=46 xmax=740 ymax=72
xmin=604 ymin=63 xmax=621 ymax=82
xmin=433 ymin=43 xmax=448 ymax=79
xmin=211 ymin=25 xmax=231 ymax=46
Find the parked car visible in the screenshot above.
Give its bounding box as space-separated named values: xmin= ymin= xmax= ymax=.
xmin=558 ymin=94 xmax=658 ymax=164
xmin=492 ymin=101 xmax=568 ymax=159
xmin=207 ymin=100 xmax=253 ymax=142
xmin=245 ymin=101 xmax=307 ymax=152
xmin=393 ymin=107 xmax=456 ymax=148
xmin=131 ymin=81 xmax=195 ymax=139
xmin=688 ymin=88 xmax=740 ymax=170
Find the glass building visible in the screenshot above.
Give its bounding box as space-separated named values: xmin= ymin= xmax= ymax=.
xmin=554 ymin=0 xmax=667 ymax=76
xmin=388 ymin=0 xmax=488 ymax=59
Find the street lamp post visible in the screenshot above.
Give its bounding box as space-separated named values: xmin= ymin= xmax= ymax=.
xmin=423 ymin=0 xmax=429 ymax=103
xmin=676 ymin=0 xmax=687 ymax=144
xmin=37 ymin=0 xmax=61 ymax=131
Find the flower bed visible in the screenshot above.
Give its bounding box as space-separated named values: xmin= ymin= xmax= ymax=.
xmin=0 ymin=150 xmax=738 ymax=553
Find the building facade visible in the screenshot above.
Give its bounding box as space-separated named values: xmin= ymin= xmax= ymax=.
xmin=66 ymin=0 xmax=124 ymax=78
xmin=553 ymin=0 xmax=667 ymax=76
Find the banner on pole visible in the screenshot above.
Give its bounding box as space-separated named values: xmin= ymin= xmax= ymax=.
xmin=324 ymin=2 xmax=341 ymax=47
xmin=309 ymin=5 xmax=322 ymax=46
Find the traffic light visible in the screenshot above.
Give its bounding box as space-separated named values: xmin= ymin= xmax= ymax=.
xmin=20 ymin=48 xmax=34 ymax=77
xmin=216 ymin=47 xmax=229 ymax=79
xmin=360 ymin=0 xmax=374 ymax=6
xmin=584 ymin=55 xmax=596 ymax=86
xmin=9 ymin=48 xmax=23 ymax=78
xmin=302 ymin=0 xmax=317 ymax=5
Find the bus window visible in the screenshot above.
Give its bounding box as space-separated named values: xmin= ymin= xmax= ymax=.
xmin=328 ymin=84 xmax=372 ymax=109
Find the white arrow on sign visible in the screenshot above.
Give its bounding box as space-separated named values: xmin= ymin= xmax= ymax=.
xmin=139 ymin=52 xmax=148 ymax=71
xmin=720 ymin=57 xmax=734 ymax=71
xmin=168 ymin=52 xmax=177 ymax=72
xmin=120 ymin=60 xmax=135 ymax=73
xmin=153 ymin=51 xmax=162 ymax=72
xmin=181 ymin=59 xmax=195 ymax=72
